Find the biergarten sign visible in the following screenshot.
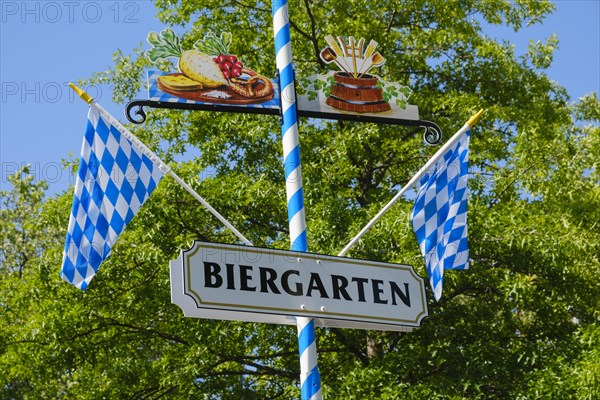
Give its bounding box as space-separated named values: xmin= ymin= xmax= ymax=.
xmin=170 ymin=241 xmax=428 ymax=331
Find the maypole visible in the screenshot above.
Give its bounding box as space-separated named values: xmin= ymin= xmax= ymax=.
xmin=272 ymin=1 xmax=322 ymax=399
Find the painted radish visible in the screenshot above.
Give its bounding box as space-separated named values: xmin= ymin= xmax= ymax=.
xmin=147 ymin=28 xmax=273 ymax=98
xmin=178 ymin=50 xmax=227 ymax=88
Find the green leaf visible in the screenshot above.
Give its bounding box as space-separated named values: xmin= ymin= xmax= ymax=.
xmin=193 ymin=31 xmax=233 ymax=56
xmin=147 ymin=31 xmax=160 ymax=46
xmin=146 ymin=28 xmax=182 ymax=61
xmin=161 ymin=28 xmax=180 ymax=48
xmin=221 ymin=32 xmax=233 ymax=53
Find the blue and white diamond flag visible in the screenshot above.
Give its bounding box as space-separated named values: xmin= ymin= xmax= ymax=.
xmin=411 ymin=130 xmax=470 ymax=301
xmin=61 ymin=106 xmax=165 ymax=289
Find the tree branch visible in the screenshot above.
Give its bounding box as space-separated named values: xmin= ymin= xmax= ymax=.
xmin=302 ymin=0 xmax=325 ymax=68
xmin=330 ymin=328 xmax=369 ymax=366
xmin=101 ymin=319 xmax=190 ymax=346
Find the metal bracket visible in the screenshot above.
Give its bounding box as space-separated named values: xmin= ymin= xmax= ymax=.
xmin=125 ymin=99 xmax=280 ymax=125
xmin=294 ymin=108 xmax=442 ymax=145
xmin=125 ymin=99 xmax=443 ymax=145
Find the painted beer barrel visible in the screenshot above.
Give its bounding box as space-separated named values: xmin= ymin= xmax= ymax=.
xmin=325 ymin=72 xmax=391 ymax=113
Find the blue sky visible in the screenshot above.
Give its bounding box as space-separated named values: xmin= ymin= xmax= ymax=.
xmin=1 ymin=1 xmax=599 ymax=195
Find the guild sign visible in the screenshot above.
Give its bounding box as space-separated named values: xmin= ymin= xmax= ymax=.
xmin=127 ymin=29 xmax=442 ymax=145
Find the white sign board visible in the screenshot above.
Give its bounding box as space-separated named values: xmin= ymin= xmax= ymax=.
xmin=170 ymin=242 xmax=428 ymax=331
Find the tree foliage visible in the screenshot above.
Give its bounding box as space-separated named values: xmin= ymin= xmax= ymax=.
xmin=2 ymin=0 xmax=599 ymax=398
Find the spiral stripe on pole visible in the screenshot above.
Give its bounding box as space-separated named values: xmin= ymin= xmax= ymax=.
xmin=297 ymin=318 xmax=322 ymax=400
xmin=272 ymin=1 xmax=321 ymax=399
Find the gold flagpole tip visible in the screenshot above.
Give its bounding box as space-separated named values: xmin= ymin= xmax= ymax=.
xmin=69 ymin=82 xmax=94 ymax=104
xmin=466 ymin=109 xmax=484 ymax=127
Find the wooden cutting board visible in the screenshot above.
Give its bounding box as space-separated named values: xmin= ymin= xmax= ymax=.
xmin=157 ymin=73 xmax=274 ymax=105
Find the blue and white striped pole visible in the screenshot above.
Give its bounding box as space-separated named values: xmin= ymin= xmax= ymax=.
xmin=272 ymin=1 xmax=322 ymax=399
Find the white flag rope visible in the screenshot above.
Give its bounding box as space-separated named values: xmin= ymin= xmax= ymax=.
xmin=337 ymin=109 xmax=484 ymax=257
xmin=69 ymin=83 xmax=253 ymax=247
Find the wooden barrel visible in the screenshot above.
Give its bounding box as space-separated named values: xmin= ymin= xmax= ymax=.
xmin=325 ymin=72 xmax=391 ymax=113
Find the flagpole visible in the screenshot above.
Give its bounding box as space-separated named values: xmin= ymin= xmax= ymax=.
xmin=69 ymin=83 xmax=254 ymax=247
xmin=272 ymin=2 xmax=322 ymax=399
xmin=338 ymin=109 xmax=484 ymax=257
